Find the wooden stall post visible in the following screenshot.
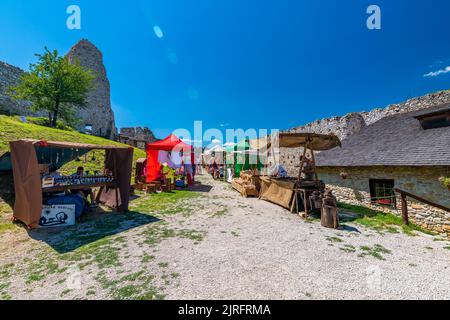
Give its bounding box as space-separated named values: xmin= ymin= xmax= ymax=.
xmin=400 ymin=193 xmax=409 ymax=225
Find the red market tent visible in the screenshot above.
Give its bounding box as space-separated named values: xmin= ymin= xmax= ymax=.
xmin=145 ymin=134 xmax=195 ymax=183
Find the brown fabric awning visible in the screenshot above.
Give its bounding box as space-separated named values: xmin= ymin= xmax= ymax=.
xmin=10 ymin=140 xmax=43 ymax=228
xmin=10 ymin=139 xmax=133 ymax=228
xmin=250 ymin=133 xmax=341 ymax=151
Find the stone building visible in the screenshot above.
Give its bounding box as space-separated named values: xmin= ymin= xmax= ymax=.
xmin=315 ymin=103 xmax=450 ymax=237
xmin=280 ymin=90 xmax=450 ymax=175
xmin=0 ymin=39 xmax=117 ymax=139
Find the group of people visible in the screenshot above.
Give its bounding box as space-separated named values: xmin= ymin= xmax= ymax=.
xmin=155 ymin=162 xmax=196 ymax=187
xmin=208 ymin=160 xmax=225 ymax=179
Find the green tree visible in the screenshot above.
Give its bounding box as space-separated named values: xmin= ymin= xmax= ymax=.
xmin=8 ymin=47 xmax=94 ymax=128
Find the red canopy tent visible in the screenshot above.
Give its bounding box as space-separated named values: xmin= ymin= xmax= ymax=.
xmin=145 ymin=134 xmax=195 ymax=184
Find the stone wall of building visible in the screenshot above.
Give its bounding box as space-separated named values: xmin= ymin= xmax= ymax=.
xmin=317 ymin=166 xmax=450 ymax=238
xmin=0 ymin=39 xmax=117 ymax=139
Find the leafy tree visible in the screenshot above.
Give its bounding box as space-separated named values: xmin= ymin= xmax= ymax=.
xmin=8 ymin=47 xmax=94 ymax=128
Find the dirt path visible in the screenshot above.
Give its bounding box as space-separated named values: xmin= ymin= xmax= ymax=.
xmin=0 ymin=174 xmax=449 ymax=300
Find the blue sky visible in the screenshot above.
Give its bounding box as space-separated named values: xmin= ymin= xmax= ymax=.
xmin=0 ymin=0 xmax=449 ymax=141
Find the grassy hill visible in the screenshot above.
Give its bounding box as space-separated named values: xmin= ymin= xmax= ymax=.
xmin=0 ymin=115 xmax=146 ymax=175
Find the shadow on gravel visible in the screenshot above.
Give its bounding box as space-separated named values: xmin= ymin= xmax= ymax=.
xmin=188 ymin=183 xmax=213 ymax=193
xmin=27 ymin=207 xmax=160 ymax=253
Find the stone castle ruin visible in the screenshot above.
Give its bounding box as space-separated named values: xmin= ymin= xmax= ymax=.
xmin=118 ymin=127 xmax=158 ymax=149
xmin=0 ymin=39 xmax=117 ymax=139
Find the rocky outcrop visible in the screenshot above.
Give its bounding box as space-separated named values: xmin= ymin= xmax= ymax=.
xmin=0 ymin=39 xmax=117 ymax=139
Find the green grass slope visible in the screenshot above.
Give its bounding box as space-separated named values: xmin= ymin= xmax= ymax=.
xmin=0 ymin=115 xmax=146 ymax=174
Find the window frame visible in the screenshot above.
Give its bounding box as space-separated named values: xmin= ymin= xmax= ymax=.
xmin=369 ymin=179 xmax=396 ymax=207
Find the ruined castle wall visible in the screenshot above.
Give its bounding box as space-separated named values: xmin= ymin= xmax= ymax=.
xmin=280 ymin=113 xmax=366 ymax=176
xmin=0 ymin=62 xmax=43 ymax=117
xmin=361 ymin=90 xmax=450 ymax=125
xmin=120 ymin=127 xmax=157 ymax=142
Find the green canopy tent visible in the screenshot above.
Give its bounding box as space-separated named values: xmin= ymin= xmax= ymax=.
xmin=225 ymin=139 xmax=264 ymax=178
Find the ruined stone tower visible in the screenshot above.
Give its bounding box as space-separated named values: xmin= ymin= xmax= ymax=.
xmin=66 ymin=39 xmax=116 ymax=139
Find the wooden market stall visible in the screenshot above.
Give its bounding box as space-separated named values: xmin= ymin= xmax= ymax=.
xmin=9 ymin=139 xmax=134 ymax=228
xmin=254 ymin=133 xmax=341 ymax=217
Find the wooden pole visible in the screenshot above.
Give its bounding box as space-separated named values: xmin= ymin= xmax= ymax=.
xmin=309 ymin=147 xmax=319 ymax=186
xmin=400 ymin=193 xmax=409 ymax=225
xmin=297 ymin=142 xmax=308 ymax=182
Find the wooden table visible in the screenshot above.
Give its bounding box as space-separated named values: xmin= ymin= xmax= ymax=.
xmin=290 ymin=187 xmax=317 ymax=217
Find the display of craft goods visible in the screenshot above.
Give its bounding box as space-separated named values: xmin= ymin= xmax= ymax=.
xmin=43 ymin=174 xmax=115 ymax=187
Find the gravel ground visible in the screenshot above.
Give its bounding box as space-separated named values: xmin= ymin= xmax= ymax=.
xmin=0 ymin=174 xmax=449 ymax=300
xmin=160 ymin=176 xmax=450 ymax=300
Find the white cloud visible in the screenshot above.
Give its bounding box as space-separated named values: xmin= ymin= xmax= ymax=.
xmin=181 ymin=138 xmax=201 ymax=144
xmin=424 ymin=66 xmax=450 ymax=77
xmin=223 ymin=142 xmax=235 ymax=147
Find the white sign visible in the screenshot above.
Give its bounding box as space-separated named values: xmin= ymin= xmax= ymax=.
xmin=40 ymin=205 xmax=76 ymax=228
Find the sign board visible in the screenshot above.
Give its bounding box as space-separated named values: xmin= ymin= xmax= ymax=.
xmin=42 ymin=177 xmax=54 ymax=188
xmin=39 ymin=205 xmax=76 ymax=228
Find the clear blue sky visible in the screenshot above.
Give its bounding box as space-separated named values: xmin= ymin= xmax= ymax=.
xmin=1 ymin=0 xmax=449 ymax=141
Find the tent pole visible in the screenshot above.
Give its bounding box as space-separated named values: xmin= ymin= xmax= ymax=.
xmin=297 ymin=142 xmax=308 ymax=183
xmin=309 ymin=147 xmax=319 ymax=186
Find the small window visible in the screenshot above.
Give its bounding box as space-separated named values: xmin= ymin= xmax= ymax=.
xmin=415 ymin=109 xmax=450 ymax=130
xmin=369 ymin=179 xmax=396 ymax=207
